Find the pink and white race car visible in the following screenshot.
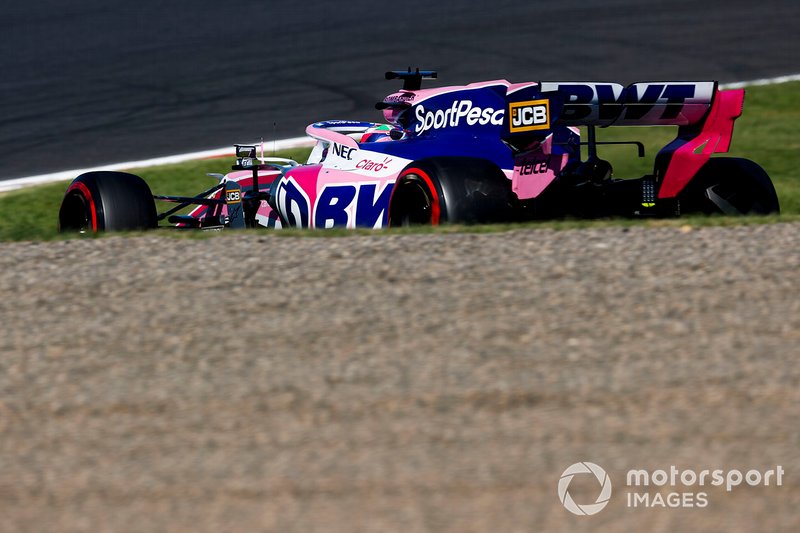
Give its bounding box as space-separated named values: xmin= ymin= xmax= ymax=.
xmin=59 ymin=69 xmax=779 ymax=232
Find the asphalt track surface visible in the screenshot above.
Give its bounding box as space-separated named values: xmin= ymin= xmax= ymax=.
xmin=1 ymin=0 xmax=799 ymax=180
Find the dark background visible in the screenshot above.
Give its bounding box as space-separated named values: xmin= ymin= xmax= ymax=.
xmin=1 ymin=0 xmax=797 ymax=179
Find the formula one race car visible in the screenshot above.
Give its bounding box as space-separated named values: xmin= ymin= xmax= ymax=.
xmin=58 ymin=69 xmax=779 ymax=232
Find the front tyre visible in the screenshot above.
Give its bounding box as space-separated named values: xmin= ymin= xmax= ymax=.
xmin=678 ymin=158 xmax=780 ymax=215
xmin=59 ymin=171 xmax=158 ymax=232
xmin=388 ymin=157 xmax=515 ymax=226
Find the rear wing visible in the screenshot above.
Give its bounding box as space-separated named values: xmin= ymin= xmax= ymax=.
xmin=538 ymin=81 xmax=717 ymax=127
xmin=504 ymin=81 xmax=745 ymax=199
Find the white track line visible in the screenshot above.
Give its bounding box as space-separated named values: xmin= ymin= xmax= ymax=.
xmin=0 ymin=136 xmax=313 ymax=193
xmin=719 ymin=73 xmax=800 ymax=89
xmin=3 ymin=73 xmax=799 ymax=193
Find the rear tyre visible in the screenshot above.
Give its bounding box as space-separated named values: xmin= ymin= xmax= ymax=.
xmin=678 ymin=158 xmax=780 ymax=215
xmin=388 ymin=157 xmax=515 ymax=226
xmin=59 ymin=171 xmax=158 ymax=232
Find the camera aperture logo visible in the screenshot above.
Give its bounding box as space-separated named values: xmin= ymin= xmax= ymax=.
xmin=558 ymin=462 xmax=612 ymax=516
xmin=558 ymin=462 xmax=785 ymax=515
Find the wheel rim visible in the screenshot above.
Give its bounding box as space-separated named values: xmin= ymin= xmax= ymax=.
xmin=59 ymin=191 xmax=93 ymax=233
xmin=392 ymin=175 xmax=435 ymax=226
xmin=680 ymin=161 xmax=779 ymax=216
xmin=704 ymin=181 xmax=767 ymax=215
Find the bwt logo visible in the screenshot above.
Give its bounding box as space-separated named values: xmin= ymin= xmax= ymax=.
xmin=558 ymin=462 xmax=613 ymax=516
xmin=509 ymin=99 xmax=550 ymax=132
xmin=275 ymin=177 xmax=393 ymax=229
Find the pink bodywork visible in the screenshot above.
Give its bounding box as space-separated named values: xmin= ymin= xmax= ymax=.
xmin=184 ymin=169 xmax=282 ymax=226
xmin=658 ymin=89 xmax=745 ymax=198
xmin=511 ymin=134 xmax=572 ymax=200
xmin=187 ymin=123 xmax=406 ymax=228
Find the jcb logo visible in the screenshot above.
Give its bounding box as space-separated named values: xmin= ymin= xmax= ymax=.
xmin=226 ymin=190 xmax=241 ymax=203
xmin=509 ymin=99 xmax=550 ymax=132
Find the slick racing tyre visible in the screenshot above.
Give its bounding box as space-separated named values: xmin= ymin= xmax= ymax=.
xmin=678 ymin=157 xmax=780 ymax=215
xmin=59 ymin=171 xmax=158 ymax=232
xmin=388 ymin=157 xmax=515 ymax=226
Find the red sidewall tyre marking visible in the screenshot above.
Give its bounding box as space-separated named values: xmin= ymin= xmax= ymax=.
xmin=67 ymin=182 xmax=98 ymax=231
xmin=402 ymin=167 xmax=441 ymax=226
